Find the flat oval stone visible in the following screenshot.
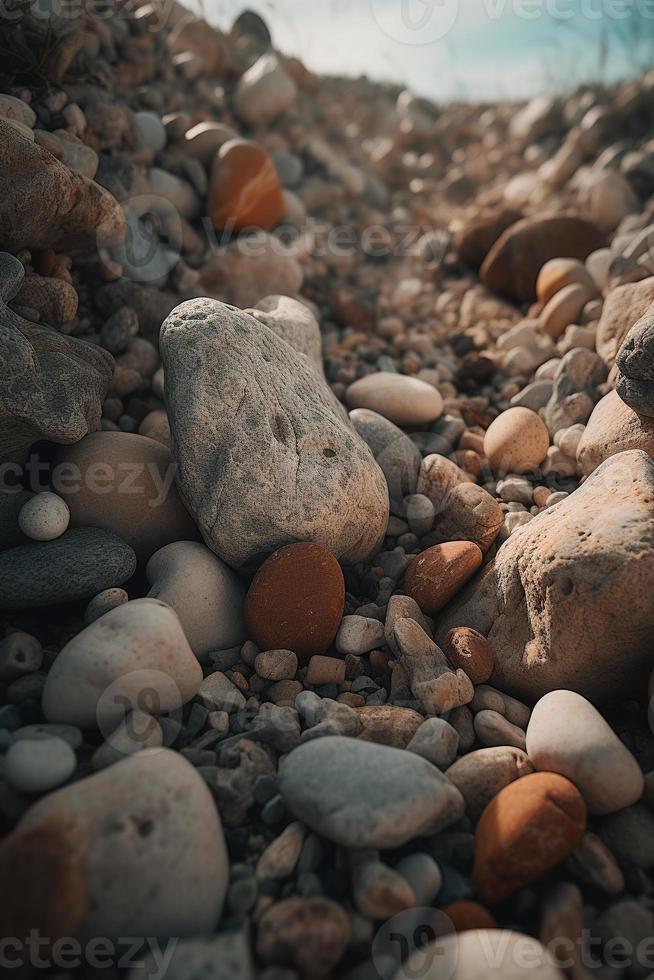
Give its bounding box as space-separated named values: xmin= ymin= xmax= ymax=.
xmin=484 ymin=407 xmax=550 ymax=475
xmin=245 ymin=542 xmax=345 ymax=665
xmin=404 ymin=541 xmax=483 ymax=615
xmin=278 ymin=735 xmax=464 ymax=849
xmin=526 ymin=690 xmax=644 ymax=814
xmin=4 ymin=736 xmax=76 ymax=794
xmin=472 ymin=771 xmax=586 ymax=903
xmin=0 ymin=527 xmax=136 ymax=608
xmin=346 ymin=372 xmax=443 ymax=426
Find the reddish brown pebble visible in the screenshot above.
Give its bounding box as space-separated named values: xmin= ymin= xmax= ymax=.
xmin=472 ymin=772 xmax=587 ymax=904
xmin=245 ymin=543 xmax=345 ymax=665
xmin=404 ymin=542 xmax=483 ymax=616
xmin=0 ymin=815 xmax=86 ymax=949
xmin=441 ymin=900 xmax=497 ymax=933
xmin=444 ymin=627 xmax=494 ymax=685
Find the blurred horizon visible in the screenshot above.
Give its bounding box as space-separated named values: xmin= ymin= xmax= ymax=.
xmin=190 ymin=0 xmax=654 ymax=103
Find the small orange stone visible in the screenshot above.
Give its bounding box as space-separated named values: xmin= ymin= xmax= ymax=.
xmin=245 ymin=542 xmax=345 ymax=666
xmin=444 ymin=627 xmax=494 ymax=685
xmin=472 ymin=771 xmax=587 ymax=904
xmin=440 ymin=900 xmax=497 ymax=933
xmin=404 ymin=541 xmax=483 ymax=615
xmin=209 ymin=138 xmax=284 ymax=232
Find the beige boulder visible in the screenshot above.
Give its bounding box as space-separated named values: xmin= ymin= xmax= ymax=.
xmin=437 ymin=451 xmax=654 ymax=702
xmin=596 ymin=277 xmax=654 ymax=367
xmin=577 ymin=390 xmax=654 ymax=475
xmin=17 ymin=749 xmax=228 ymax=940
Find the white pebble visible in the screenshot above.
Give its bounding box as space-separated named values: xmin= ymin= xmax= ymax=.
xmin=4 ymin=736 xmax=76 ymax=793
xmin=18 ymin=492 xmax=70 ymax=541
xmin=84 ymin=588 xmax=129 ymax=624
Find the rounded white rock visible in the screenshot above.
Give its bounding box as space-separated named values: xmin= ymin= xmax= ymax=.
xmin=18 ymin=492 xmax=70 ymax=541
xmin=4 ymin=736 xmax=76 ymax=793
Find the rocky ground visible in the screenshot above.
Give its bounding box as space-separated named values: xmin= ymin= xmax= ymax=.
xmin=3 ymin=2 xmax=654 ymax=978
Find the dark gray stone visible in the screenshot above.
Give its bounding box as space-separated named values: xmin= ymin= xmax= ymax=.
xmin=0 ymin=527 xmax=136 ymax=607
xmin=616 ymin=303 xmax=654 ymax=417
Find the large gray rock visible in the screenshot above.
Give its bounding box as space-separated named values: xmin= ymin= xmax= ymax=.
xmin=436 ymin=451 xmax=654 ymax=703
xmin=17 ymin=749 xmax=228 ymax=941
xmin=0 ymin=527 xmax=136 ymax=608
xmin=278 ymin=735 xmax=464 ymax=849
xmin=160 ymin=298 xmax=389 ymax=571
xmin=0 ymin=252 xmax=113 ymax=465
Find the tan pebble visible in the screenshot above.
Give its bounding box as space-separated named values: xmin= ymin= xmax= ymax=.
xmin=540 ymin=282 xmax=594 ymax=339
xmin=532 ymin=485 xmax=551 ymax=507
xmin=536 ymin=257 xmax=597 ymax=304
xmin=337 ymin=692 xmax=365 ymax=707
xmin=255 ymin=650 xmax=298 ymax=682
xmin=266 ymin=680 xmax=303 ymax=706
xmin=484 ymin=407 xmax=550 ymax=474
xmin=306 ymin=655 xmax=346 ymax=686
xmin=346 ymin=372 xmax=444 ymax=426
xmin=356 ymin=705 xmax=423 ymax=748
xmin=446 ymin=746 xmax=534 ymax=820
xmin=83 ymin=588 xmax=129 ymax=624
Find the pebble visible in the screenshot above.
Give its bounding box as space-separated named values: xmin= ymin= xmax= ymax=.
xmin=4 ymin=736 xmax=76 ymax=794
xmin=472 ymin=771 xmax=586 ymax=903
xmin=404 ymin=541 xmax=483 ymax=615
xmin=256 ymin=650 xmax=299 ymax=682
xmin=0 ymin=631 xmax=43 ymax=681
xmin=355 ymin=705 xmax=422 ymax=748
xmin=443 ymin=627 xmax=494 ymax=685
xmin=526 ymin=689 xmax=644 ymax=814
xmin=17 ymin=492 xmax=69 ymax=541
xmin=147 ymin=541 xmax=246 ymax=660
xmin=598 ymin=803 xmax=654 ymax=869
xmin=564 ymin=831 xmax=624 ymax=894
xmin=394 ymin=618 xmax=473 ymax=715
xmin=346 ymin=372 xmax=443 ymax=426
xmin=351 ymin=854 xmax=415 ymax=918
xmin=235 ymin=54 xmax=297 ymax=127
xmin=484 ymin=407 xmax=550 ymax=474
xmin=0 ymin=528 xmax=136 ymax=609
xmin=394 ymin=852 xmax=442 ymax=905
xmin=335 ymin=615 xmax=385 ymax=655
xmin=245 ymin=543 xmax=345 ymax=664
xmin=446 ymin=746 xmax=534 ymax=820
xmin=83 ymin=587 xmax=129 ymax=624
xmin=12 ymin=723 xmax=82 ymax=749
xmin=257 ymin=821 xmax=306 ymax=881
xmin=256 ymin=896 xmax=350 ymax=980
xmin=42 ymin=598 xmax=202 ymax=729
xmin=279 ymin=736 xmax=464 ymax=849
xmin=441 ymin=900 xmax=497 ymax=932
xmin=91 ymin=710 xmax=163 ymax=770
xmin=406 ymin=717 xmax=459 ymax=769
xmin=209 ymin=138 xmax=284 ymax=231
xmin=474 ymin=709 xmax=527 ymax=751
xmin=305 ymin=655 xmax=345 ymax=686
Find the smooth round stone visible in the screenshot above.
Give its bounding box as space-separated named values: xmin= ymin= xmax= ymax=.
xmin=16 ymin=749 xmax=228 ymax=940
xmin=526 ymin=690 xmax=644 ymax=814
xmin=397 ymin=930 xmax=563 ymax=980
xmin=472 ymin=772 xmax=586 ymax=903
xmin=404 ymin=541 xmax=483 ymax=615
xmin=278 ymin=735 xmax=464 ymax=849
xmin=245 ymin=543 xmax=345 ymax=665
xmin=0 ymin=528 xmax=136 ymax=608
xmin=540 ymin=282 xmax=594 ymax=339
xmin=484 ymin=407 xmax=550 ymax=474
xmin=536 ymin=257 xmax=597 ymax=305
xmin=257 ymin=896 xmax=350 ymax=977
xmin=134 ymin=111 xmax=166 ymax=155
xmin=13 ymin=723 xmax=83 ymax=749
xmin=54 ymin=432 xmax=199 ymax=563
xmin=147 ymin=541 xmax=246 ymax=660
xmin=446 ymin=746 xmax=534 ymax=822
xmin=209 ymin=138 xmax=284 ymax=232
xmin=255 ymin=649 xmax=298 ymax=681
xmin=42 ymin=598 xmax=202 ymax=729
xmin=4 ymin=736 xmax=76 ymax=794
xmin=346 ymin=372 xmax=443 ymax=426
xmin=182 ymin=122 xmax=237 ymax=164
xmin=443 ymin=627 xmax=494 ymax=684
xmin=18 ymin=492 xmax=69 ymax=541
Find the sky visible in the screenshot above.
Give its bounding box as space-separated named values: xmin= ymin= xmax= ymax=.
xmin=194 ymin=0 xmax=654 ymax=102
